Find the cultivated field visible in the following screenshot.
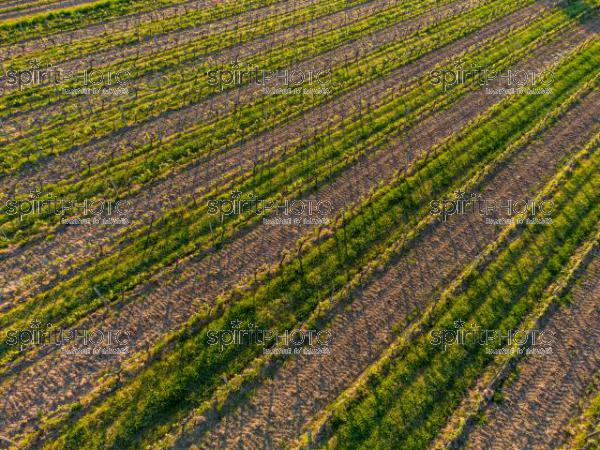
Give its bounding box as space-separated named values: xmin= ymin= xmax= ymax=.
xmin=0 ymin=0 xmax=598 ymax=448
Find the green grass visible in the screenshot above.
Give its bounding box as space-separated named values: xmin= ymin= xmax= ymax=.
xmin=323 ymin=131 xmax=600 ymax=450
xmin=0 ymin=0 xmax=582 ymax=356
xmin=27 ymin=37 xmax=600 ymax=450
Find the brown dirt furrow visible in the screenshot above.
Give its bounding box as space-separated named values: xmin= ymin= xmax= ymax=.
xmin=0 ymin=0 xmax=455 ymax=133
xmin=0 ymin=0 xmax=485 ymax=185
xmin=0 ymin=0 xmax=120 ymax=20
xmin=190 ymin=87 xmax=600 ymax=449
xmin=0 ymin=0 xmax=48 ymax=10
xmin=0 ymin=27 xmax=594 ymax=440
xmin=0 ymin=0 xmax=216 ymax=54
xmin=464 ymin=253 xmax=600 ymax=450
xmin=0 ymin=0 xmax=392 ymax=99
xmin=0 ymin=0 xmax=550 ymax=307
